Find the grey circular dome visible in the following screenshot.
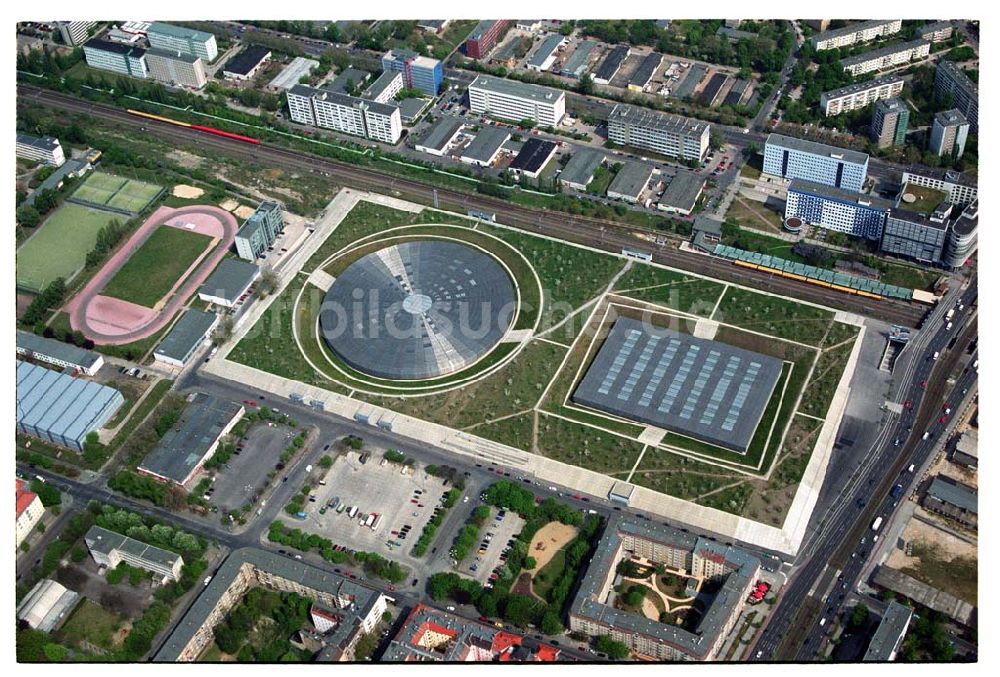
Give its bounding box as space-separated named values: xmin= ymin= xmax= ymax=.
xmin=319 ymin=240 xmax=516 ymax=380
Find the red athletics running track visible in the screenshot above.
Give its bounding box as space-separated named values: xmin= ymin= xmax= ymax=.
xmin=65 ymin=205 xmax=238 ymax=345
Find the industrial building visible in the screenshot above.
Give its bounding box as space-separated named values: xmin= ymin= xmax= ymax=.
xmin=952 ymin=429 xmax=978 ymax=469
xmin=155 ymin=548 xmax=388 ymax=661
xmin=16 ymin=579 xmax=80 ymax=632
xmin=606 ymin=161 xmax=654 ymax=203
xmin=929 ymin=109 xmax=970 ymax=159
xmin=592 ymin=45 xmax=630 ymax=84
xmin=464 ymin=20 xmax=510 ymax=59
xmin=862 ymin=601 xmax=913 ymax=662
xmin=763 ymin=133 xmax=869 ymax=192
xmin=559 ymin=148 xmax=606 ymax=190
xmin=382 ymin=604 xmax=561 ymax=661
xmin=934 ymin=59 xmax=978 ymax=133
xmin=572 ymin=317 xmax=782 ymax=452
xmin=560 ymin=40 xmax=598 ymax=78
xmin=136 ymin=393 xmax=244 ymax=487
xmin=785 ymin=180 xmax=892 ymax=239
xmin=381 ymin=49 xmax=443 ymax=96
xmin=460 ymin=126 xmax=511 ymax=167
xmin=16 ymin=133 xmax=65 ymax=166
xmin=286 ymin=85 xmax=402 ymax=144
xmin=657 ymin=170 xmax=706 ymax=216
xmin=415 ymin=116 xmax=464 ymax=156
xmin=145 ymin=49 xmax=207 ymax=89
xmin=147 ymin=22 xmax=218 ymax=63
xmin=198 ymin=259 xmax=261 ymax=308
xmin=82 ymin=38 xmax=148 ymax=78
xmin=820 ymin=76 xmax=904 ymax=116
xmin=16 ymin=360 xmax=124 ymax=452
xmin=153 ymin=308 xmax=219 ymax=367
xmin=361 ymin=71 xmax=404 ymax=104
xmin=840 ymin=40 xmax=930 ymax=77
xmin=417 ymin=20 xmax=450 ymax=34
xmin=234 ymin=200 xmax=284 ymax=261
xmin=320 ymin=241 xmax=515 ymax=380
xmin=607 ymin=104 xmax=710 ymax=162
xmin=468 ymin=76 xmax=566 ymax=127
xmin=923 ymin=475 xmax=978 ymax=528
xmin=55 ymin=20 xmax=97 ymax=46
xmin=508 ymin=138 xmax=557 ymax=179
xmin=85 ymin=525 xmax=185 ymax=582
xmin=267 ymin=56 xmax=319 ymax=91
xmin=222 ymin=45 xmax=271 ymax=81
xmin=809 ymin=19 xmax=902 ymax=51
xmin=16 ymin=479 xmax=44 ymax=547
xmin=900 ymin=167 xmax=977 ymax=206
xmin=628 ymin=52 xmax=663 ymax=92
xmin=526 ymin=33 xmax=566 ymax=72
xmin=870 ymin=97 xmax=910 ymax=148
xmin=16 ymin=330 xmax=104 ymax=375
xmin=569 ymin=516 xmax=761 ymax=660
xmin=872 ymin=566 xmax=975 ymax=627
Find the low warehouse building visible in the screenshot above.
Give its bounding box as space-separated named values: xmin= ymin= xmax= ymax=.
xmin=508 ymin=137 xmax=557 ymax=179
xmin=559 ymin=148 xmax=606 ymax=191
xmin=460 ymin=126 xmax=511 ymax=167
xmin=136 ymin=393 xmax=244 ymax=487
xmin=16 ymin=360 xmax=124 ymax=451
xmin=198 ymin=259 xmax=260 ymax=308
xmin=606 ymin=160 xmax=654 ymax=203
xmin=657 ymin=170 xmax=706 ymax=216
xmin=16 ymin=330 xmax=104 ymax=376
xmin=16 ymin=579 xmax=80 ymax=632
xmin=415 ymin=116 xmax=464 ymax=156
xmin=222 ymin=45 xmax=271 ymax=81
xmin=153 ymin=308 xmax=219 ymax=367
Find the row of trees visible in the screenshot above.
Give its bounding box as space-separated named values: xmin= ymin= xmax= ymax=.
xmin=85 ymin=218 xmax=132 ymax=268
xmin=412 ymin=488 xmax=461 ymax=555
xmin=451 ymin=505 xmax=491 ymax=561
xmin=427 ymin=571 xmax=564 ymax=634
xmin=21 ymin=278 xmax=66 ymax=326
xmin=267 ymin=521 xmax=407 ymax=583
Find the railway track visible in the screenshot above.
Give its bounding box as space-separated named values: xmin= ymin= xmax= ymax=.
xmin=19 ymin=85 xmax=928 ymax=327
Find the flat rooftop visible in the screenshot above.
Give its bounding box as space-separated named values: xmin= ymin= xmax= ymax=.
xmin=559 ymin=148 xmax=605 ymax=187
xmin=509 ymin=137 xmax=557 ymax=173
xmin=85 ymin=525 xmax=182 ymax=569
xmin=841 ymin=39 xmax=930 ymax=67
xmin=16 ymin=330 xmax=102 ymax=371
xmin=200 ymin=259 xmax=259 ymax=303
xmin=137 ymin=393 xmax=242 ymax=484
xmin=146 ymin=47 xmax=201 ymax=64
xmin=607 ymin=160 xmax=653 ymax=199
xmin=608 ymin=103 xmax=708 ymax=136
xmin=223 ymin=45 xmax=270 ymax=76
xmin=16 ymin=133 xmax=61 ymax=152
xmin=927 ymin=475 xmax=977 ymax=513
xmin=821 ymin=75 xmax=904 ymax=100
xmin=417 ymin=116 xmax=464 ymax=153
xmin=527 ymin=33 xmax=565 ymax=69
xmin=148 ymin=21 xmax=214 ymax=43
xmin=16 ymin=360 xmax=123 ymax=445
xmin=154 ymin=308 xmax=217 ymax=363
xmin=812 ymin=19 xmax=899 ymax=42
xmin=629 ymin=52 xmax=662 ymax=87
xmin=935 ymin=108 xmax=969 ymax=127
xmin=593 ymin=44 xmax=629 ymax=81
xmin=325 ymin=67 xmax=370 ymax=94
xmin=863 ymin=601 xmax=913 ymax=661
xmin=660 ymin=169 xmax=706 ymax=211
xmin=573 ymin=317 xmax=783 ymax=451
xmin=460 ymin=126 xmax=511 ymax=163
xmin=789 ymin=179 xmax=893 ymax=210
xmin=469 ymin=75 xmax=564 ymax=104
xmin=765 ymin=132 xmax=869 ymax=165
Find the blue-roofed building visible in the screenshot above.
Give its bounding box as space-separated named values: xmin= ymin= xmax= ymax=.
xmin=785 ymin=179 xmax=892 ymax=240
xmin=381 ymin=49 xmax=443 ymax=96
xmin=16 ymin=360 xmax=124 ymax=451
xmin=526 ymin=33 xmax=566 ymax=72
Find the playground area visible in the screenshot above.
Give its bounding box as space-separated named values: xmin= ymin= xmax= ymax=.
xmin=66 ymin=204 xmax=238 ymax=345
xmin=69 ymin=171 xmax=164 ymax=215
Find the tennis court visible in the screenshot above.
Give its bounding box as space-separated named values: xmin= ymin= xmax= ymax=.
xmin=71 ymin=171 xmax=164 ymax=214
xmin=16 ymin=203 xmax=120 ymax=292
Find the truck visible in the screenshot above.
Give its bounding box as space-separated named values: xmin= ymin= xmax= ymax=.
xmin=890 ymin=484 xmax=904 ymax=499
xmin=305 ymin=464 xmax=313 ymax=473
xmin=871 ymin=516 xmax=883 ymax=531
xmin=946 ymin=308 xmax=955 ymax=321
xmin=348 ymin=506 xmax=358 ymax=519
xmin=364 ymin=513 xmax=376 ymax=528
xmin=371 ymin=514 xmax=383 ymax=532
xmin=932 ymin=351 xmax=940 ymax=361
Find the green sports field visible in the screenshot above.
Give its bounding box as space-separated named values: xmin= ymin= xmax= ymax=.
xmin=71 ymin=171 xmax=163 ymax=214
xmin=16 ymin=203 xmax=121 ymax=292
xmin=101 ymin=225 xmax=214 ymax=307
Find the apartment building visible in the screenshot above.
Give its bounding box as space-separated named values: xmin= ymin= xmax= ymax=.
xmin=785 ymin=180 xmax=891 ymax=239
xmin=147 ymin=22 xmax=218 ymax=62
xmin=145 ymin=48 xmax=207 ymax=89
xmin=16 ymin=479 xmax=44 ymax=547
xmin=933 ymin=59 xmax=978 ymax=134
xmin=464 ymin=20 xmax=510 ymax=59
xmin=820 ymin=76 xmax=904 ymax=116
xmin=568 ymin=517 xmax=760 ymax=661
xmin=763 ymin=133 xmax=869 ymax=192
xmin=809 ymin=19 xmax=902 ymax=51
xmin=287 ymin=85 xmax=402 ymax=144
xmin=870 ymin=97 xmax=910 ymax=148
xmin=234 ymin=200 xmax=285 ymax=260
xmin=55 ymin=20 xmax=96 ymax=46
xmin=917 ymin=21 xmax=954 ymax=43
xmin=840 ymin=40 xmax=930 ymax=77
xmin=468 ymin=75 xmax=566 ymax=127
xmin=929 ymin=109 xmax=970 ymax=158
xmin=85 ymin=525 xmax=184 ymax=582
xmin=382 ymin=49 xmax=443 ymax=96
xmin=606 ymin=104 xmax=710 ymax=162
xmin=15 ymin=133 xmax=65 ymax=166
xmin=361 ymin=71 xmax=404 ymax=104
xmin=82 ymin=38 xmax=148 ymax=78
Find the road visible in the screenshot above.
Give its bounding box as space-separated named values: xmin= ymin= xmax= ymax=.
xmin=749 ymin=278 xmax=977 ymax=660
xmin=18 ymin=85 xmax=927 ymax=328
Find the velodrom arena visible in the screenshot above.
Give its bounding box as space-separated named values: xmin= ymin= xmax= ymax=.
xmin=318 ymin=240 xmax=517 ymax=380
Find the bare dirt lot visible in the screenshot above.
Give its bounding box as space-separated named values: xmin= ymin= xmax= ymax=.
xmin=526 ymin=521 xmax=579 ymax=575
xmin=886 ymin=508 xmax=977 ymax=604
xmin=172 ymin=184 xmax=205 ymax=199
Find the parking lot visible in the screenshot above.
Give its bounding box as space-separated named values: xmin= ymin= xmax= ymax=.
xmin=208 ymin=421 xmax=296 ymax=513
xmin=291 ymin=451 xmax=456 ymax=560
xmin=464 ymin=506 xmax=526 ymax=586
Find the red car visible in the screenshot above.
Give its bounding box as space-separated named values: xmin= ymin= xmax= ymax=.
xmin=388 ymin=585 xmax=396 ymax=592
xmin=920 ymin=380 xmax=928 ymax=389
xmin=572 ymin=494 xmax=582 ymax=500
xmin=479 ymin=616 xmax=490 ymax=622
xmin=942 ymin=402 xmax=950 ymax=410
xmin=940 ymin=415 xmax=948 ymax=424
xmin=904 ymin=400 xmax=913 ymax=410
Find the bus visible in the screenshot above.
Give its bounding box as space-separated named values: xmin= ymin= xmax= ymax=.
xmin=371 ymin=514 xmax=383 ymax=532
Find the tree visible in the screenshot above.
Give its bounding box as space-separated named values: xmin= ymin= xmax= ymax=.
xmin=16 ymin=204 xmax=40 ymax=227
xmin=319 ymin=455 xmax=333 ymax=468
xmin=849 ymin=603 xmax=869 ymax=629
xmin=257 ymin=268 xmax=280 ymax=296
xmin=540 ymin=609 xmax=564 ymax=635
xmin=595 ymin=635 xmax=629 ymax=659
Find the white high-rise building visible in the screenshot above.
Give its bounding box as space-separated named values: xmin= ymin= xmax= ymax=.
xmin=16 ymin=133 xmax=65 ymax=166
xmin=147 ymin=22 xmax=218 ymax=63
xmin=287 ymin=85 xmax=402 ymax=144
xmin=606 ymin=104 xmax=710 ymax=162
xmin=467 ymin=76 xmax=565 ymax=127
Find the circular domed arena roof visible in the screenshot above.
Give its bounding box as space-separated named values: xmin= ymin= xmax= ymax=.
xmin=319 ymin=240 xmax=516 ymax=380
